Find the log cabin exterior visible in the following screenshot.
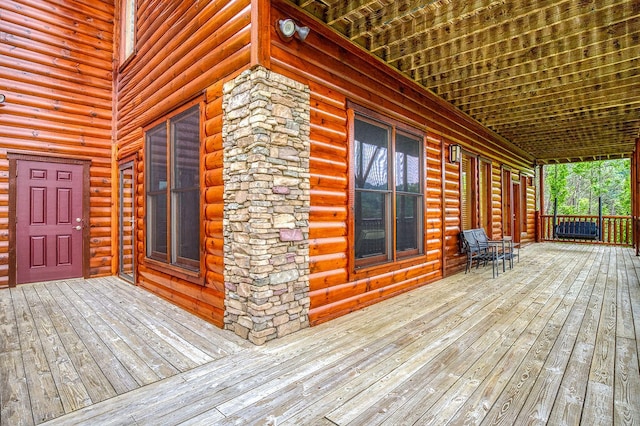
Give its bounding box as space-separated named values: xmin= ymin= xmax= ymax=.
xmin=1 ymin=0 xmax=637 ymax=345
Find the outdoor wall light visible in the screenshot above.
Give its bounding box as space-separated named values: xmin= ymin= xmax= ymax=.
xmin=449 ymin=144 xmax=461 ymax=163
xmin=277 ymin=18 xmax=310 ymax=42
xmin=0 ymin=94 xmax=5 ymax=104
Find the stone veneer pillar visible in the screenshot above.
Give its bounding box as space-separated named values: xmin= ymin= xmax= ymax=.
xmin=222 ymin=66 xmax=310 ymax=345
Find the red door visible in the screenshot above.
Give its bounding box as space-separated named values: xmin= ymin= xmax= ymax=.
xmin=16 ymin=160 xmax=85 ymax=284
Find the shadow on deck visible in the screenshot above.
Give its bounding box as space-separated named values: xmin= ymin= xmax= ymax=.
xmin=2 ymin=243 xmax=639 ymax=425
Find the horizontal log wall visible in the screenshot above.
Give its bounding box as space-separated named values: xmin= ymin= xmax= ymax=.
xmin=0 ymin=0 xmax=115 ymax=283
xmin=116 ymin=0 xmax=252 ymax=326
xmin=271 ymin=2 xmax=536 ymax=325
xmin=442 ymin=140 xmax=465 ymax=272
xmin=524 ymin=176 xmax=537 ymax=243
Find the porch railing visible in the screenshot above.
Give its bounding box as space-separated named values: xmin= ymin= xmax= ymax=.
xmin=540 ymin=215 xmax=633 ymax=246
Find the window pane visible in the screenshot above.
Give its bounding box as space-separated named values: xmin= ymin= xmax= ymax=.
xmin=122 ymin=0 xmax=136 ymax=60
xmin=147 ymin=124 xmax=167 ymax=191
xmin=174 ymin=189 xmax=199 ymax=263
xmin=502 ymin=170 xmax=512 ymax=236
xmin=396 ymin=194 xmax=420 ymax=252
xmin=478 ymin=161 xmax=490 ymax=230
xmin=354 ymin=119 xmax=388 ymax=190
xmin=147 ymin=123 xmax=167 ymax=258
xmin=461 ymin=154 xmax=473 ymax=230
xmin=355 ymin=191 xmax=387 ymax=259
xmin=172 ymin=107 xmax=200 ymax=189
xmin=172 ymin=106 xmax=200 ymax=264
xmin=148 ymin=193 xmax=167 ymax=257
xmin=396 ymin=134 xmax=421 ymax=193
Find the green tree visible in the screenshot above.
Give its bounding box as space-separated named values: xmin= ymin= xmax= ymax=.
xmin=543 ymin=159 xmax=631 ymax=216
xmin=544 ymin=163 xmax=569 ymax=214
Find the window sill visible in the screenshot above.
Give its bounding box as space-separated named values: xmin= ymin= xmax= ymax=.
xmin=118 ymin=51 xmax=136 ymax=72
xmin=352 ymin=253 xmax=427 ymax=280
xmin=144 ymin=257 xmax=204 ymax=286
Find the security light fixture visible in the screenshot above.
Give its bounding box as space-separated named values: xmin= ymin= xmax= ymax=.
xmin=278 ymin=18 xmax=310 ymax=42
xmin=449 ymin=144 xmax=461 ymax=163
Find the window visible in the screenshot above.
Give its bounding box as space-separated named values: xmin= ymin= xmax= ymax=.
xmin=146 ymin=104 xmax=201 ymax=271
xmin=460 ymin=152 xmax=492 ymax=232
xmin=478 ymin=160 xmax=491 ymax=231
xmin=502 ymin=168 xmax=513 ymax=236
xmin=353 ymin=112 xmax=424 ymax=267
xmin=120 ymin=0 xmax=136 ymax=62
xmin=520 ymin=175 xmax=528 ymax=233
xmin=460 ymin=154 xmax=474 ymax=230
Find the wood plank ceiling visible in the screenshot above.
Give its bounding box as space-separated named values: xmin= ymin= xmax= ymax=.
xmin=288 ymin=0 xmax=640 ymax=164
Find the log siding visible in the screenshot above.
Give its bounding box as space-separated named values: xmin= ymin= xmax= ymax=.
xmin=1 ymin=0 xmax=538 ymax=334
xmin=270 ymin=1 xmax=536 ymax=325
xmin=0 ymin=0 xmax=115 ymax=285
xmin=117 ymin=1 xmax=253 ymax=326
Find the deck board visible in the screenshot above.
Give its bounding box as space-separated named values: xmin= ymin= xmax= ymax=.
xmin=514 ymin=248 xmax=596 ymax=424
xmin=59 ymin=280 xmax=162 ymax=386
xmin=0 ymin=286 xmax=33 ymax=425
xmin=11 ymin=286 xmax=65 ymax=424
xmin=45 ymin=282 xmax=140 ymax=395
xmin=1 ymin=243 xmax=639 ymax=425
xmin=31 ymin=284 xmax=116 ymax=405
xmin=21 ymin=285 xmax=93 ymax=414
xmin=583 ymin=247 xmax=618 ymax=424
xmin=0 ymin=277 xmax=249 ymax=426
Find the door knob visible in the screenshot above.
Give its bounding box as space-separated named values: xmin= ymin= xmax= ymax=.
xmin=74 ymin=225 xmax=82 ymax=231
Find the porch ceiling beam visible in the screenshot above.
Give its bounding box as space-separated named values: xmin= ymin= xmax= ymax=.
xmin=382 ymin=1 xmax=631 ymax=64
xmin=360 ymin=0 xmax=507 ymax=54
xmin=411 ymin=29 xmax=640 ymax=98
xmin=478 ymin=100 xmax=640 ymax=129
xmin=325 ymin=0 xmax=383 ymax=26
xmin=504 ymin=127 xmax=640 ymax=146
xmin=344 ymin=0 xmax=492 ymax=41
xmin=503 ymin=143 xmax=636 ymax=160
xmin=454 ymin=63 xmax=639 ymax=113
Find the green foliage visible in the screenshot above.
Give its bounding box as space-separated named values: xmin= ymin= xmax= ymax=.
xmin=544 ymin=159 xmax=631 ymax=216
xmin=544 ymin=164 xmax=569 ymax=214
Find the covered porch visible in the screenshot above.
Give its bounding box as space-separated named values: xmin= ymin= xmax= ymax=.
xmin=2 ymin=243 xmax=639 ymax=425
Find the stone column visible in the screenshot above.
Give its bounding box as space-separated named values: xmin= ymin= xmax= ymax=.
xmin=222 ymin=66 xmax=310 ymax=345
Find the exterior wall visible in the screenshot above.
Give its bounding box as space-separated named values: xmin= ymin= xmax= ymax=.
xmin=116 ymin=0 xmax=252 ymax=326
xmin=442 ymin=140 xmax=464 ymax=271
xmin=270 ymin=2 xmax=536 ymax=325
xmin=524 ymin=174 xmax=537 ymax=243
xmin=0 ymin=0 xmax=115 ymax=285
xmin=2 ymin=0 xmax=539 ymax=338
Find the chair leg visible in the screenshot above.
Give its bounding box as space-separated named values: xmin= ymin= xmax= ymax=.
xmin=492 ymin=256 xmax=497 ymax=278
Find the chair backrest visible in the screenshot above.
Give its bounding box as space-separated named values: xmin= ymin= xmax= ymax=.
xmin=462 ymin=230 xmax=482 ymax=253
xmin=472 ymin=228 xmax=489 ymax=249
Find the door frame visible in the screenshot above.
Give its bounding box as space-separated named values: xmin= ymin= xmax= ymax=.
xmin=502 ymin=168 xmax=513 ymax=238
xmin=118 ymin=158 xmax=136 ymax=283
xmin=8 ymin=153 xmax=91 ymax=287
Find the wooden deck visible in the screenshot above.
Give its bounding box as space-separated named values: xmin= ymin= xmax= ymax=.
xmin=2 ymin=243 xmax=640 ymax=425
